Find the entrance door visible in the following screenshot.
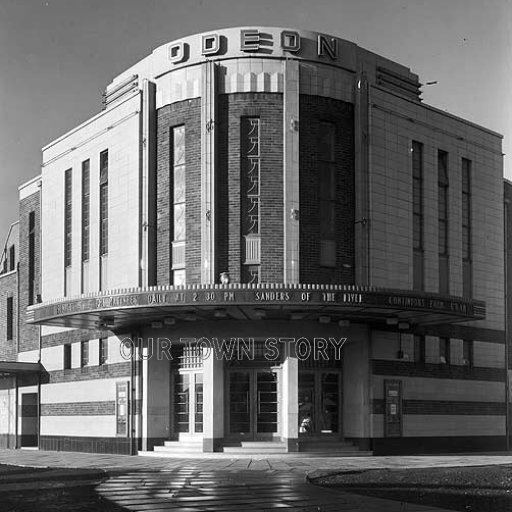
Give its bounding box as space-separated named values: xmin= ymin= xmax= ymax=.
xmin=298 ymin=372 xmax=340 ymax=437
xmin=173 ymin=372 xmax=203 ymax=435
xmin=20 ymin=393 xmax=38 ymax=447
xmin=228 ymin=369 xmax=278 ymax=440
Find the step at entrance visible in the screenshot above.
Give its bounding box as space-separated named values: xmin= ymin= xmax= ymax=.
xmin=153 ymin=437 xmax=203 ymax=454
xmin=222 ymin=441 xmax=288 ymax=454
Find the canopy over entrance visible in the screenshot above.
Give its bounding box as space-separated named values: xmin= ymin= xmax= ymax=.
xmin=26 ymin=283 xmax=485 ymax=332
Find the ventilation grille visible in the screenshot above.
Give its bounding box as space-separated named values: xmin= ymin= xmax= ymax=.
xmin=103 ymin=75 xmax=139 ymax=109
xmin=376 ymin=67 xmax=422 ymax=101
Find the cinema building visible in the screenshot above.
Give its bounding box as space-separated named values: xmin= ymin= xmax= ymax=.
xmin=0 ymin=27 xmax=507 ymax=455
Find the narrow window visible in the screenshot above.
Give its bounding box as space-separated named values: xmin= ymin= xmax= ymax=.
xmin=462 ymin=158 xmax=472 ymax=297
xmin=319 ymin=122 xmax=337 ymax=274
xmin=439 ymin=337 xmax=450 ymax=364
xmin=81 ymin=340 xmax=89 ymax=367
xmin=64 ymin=169 xmax=72 ymax=295
xmin=412 ymin=141 xmax=424 ymax=290
xmin=172 ymin=126 xmax=186 ymax=285
xmin=99 ymin=337 xmax=108 ymax=365
xmin=6 ymin=296 xmax=13 ymax=340
xmin=8 ymin=245 xmax=15 ymax=272
xmin=438 ymin=150 xmax=449 ymax=294
xmin=99 ymin=151 xmax=108 ymax=290
xmin=81 ymin=160 xmax=90 ymax=262
xmin=414 ymin=334 xmax=426 ymax=363
xmin=99 ymin=151 xmax=108 ymax=256
xmin=463 ymin=339 xmax=473 ymax=367
xmin=28 ymin=211 xmax=35 ymax=305
xmin=63 ymin=344 xmax=72 ymax=370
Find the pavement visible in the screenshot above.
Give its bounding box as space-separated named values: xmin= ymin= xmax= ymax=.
xmin=1 ymin=449 xmax=512 ymax=511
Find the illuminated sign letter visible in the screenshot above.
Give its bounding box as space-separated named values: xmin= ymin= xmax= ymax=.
xmin=281 ymin=30 xmax=300 ymax=52
xmin=202 ymin=33 xmax=220 ymax=56
xmin=168 ymin=42 xmax=188 ymax=63
xmin=317 ymin=35 xmax=337 ymax=60
xmin=240 ymin=29 xmax=261 ymax=52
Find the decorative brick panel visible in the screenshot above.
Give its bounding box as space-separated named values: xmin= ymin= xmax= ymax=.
xmin=19 ymin=191 xmax=41 ymax=353
xmin=0 ymin=273 xmax=17 ymax=360
xmin=216 ymin=93 xmax=284 ymax=283
xmin=299 ymin=95 xmax=355 ymax=284
xmin=156 ymin=98 xmax=201 ymax=285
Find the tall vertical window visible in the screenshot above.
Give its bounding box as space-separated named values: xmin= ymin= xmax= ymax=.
xmin=412 ymin=141 xmax=424 ymax=290
xmin=99 ymin=151 xmax=109 ymax=256
xmin=439 ymin=337 xmax=450 ymax=364
xmin=463 ymin=339 xmax=473 ymax=366
xmin=241 ymin=117 xmax=261 ymax=284
xmin=99 ymin=150 xmax=108 ymax=290
xmin=8 ymin=245 xmax=15 ymax=272
xmin=414 ymin=334 xmax=426 ymax=364
xmin=462 ymin=158 xmax=472 ymax=297
xmin=28 ymin=211 xmax=35 ymax=305
xmin=319 ymin=122 xmax=337 ymax=273
xmin=438 ymin=150 xmax=449 ymax=294
xmin=99 ymin=337 xmax=108 ymax=365
xmin=172 ymin=126 xmax=186 ymax=286
xmin=63 ymin=344 xmax=72 ymax=370
xmin=6 ymin=296 xmax=13 ymax=341
xmin=81 ymin=160 xmax=90 ymax=262
xmin=81 ymin=341 xmax=89 ymax=367
xmin=64 ymin=169 xmax=72 ymax=295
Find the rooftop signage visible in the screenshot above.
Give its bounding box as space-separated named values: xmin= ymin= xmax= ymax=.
xmin=168 ymin=29 xmax=342 ymax=64
xmin=27 ymin=284 xmax=484 ymax=325
xmin=109 ymin=27 xmax=361 ymax=85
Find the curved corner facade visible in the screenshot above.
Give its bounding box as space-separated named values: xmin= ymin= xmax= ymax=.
xmin=0 ymin=27 xmax=506 ymax=455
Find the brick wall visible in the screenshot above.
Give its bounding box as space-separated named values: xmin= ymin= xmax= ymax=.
xmin=156 ymin=98 xmax=201 ymax=285
xmin=217 ymin=93 xmax=284 ymax=283
xmin=299 ymin=95 xmax=355 ymax=284
xmin=18 ymin=191 xmax=41 ymax=353
xmin=0 ymin=273 xmax=17 ymax=361
xmin=505 ymin=181 xmax=512 ymax=368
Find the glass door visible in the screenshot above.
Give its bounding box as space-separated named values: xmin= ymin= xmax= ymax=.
xmin=173 ymin=371 xmax=203 ymax=435
xmin=298 ymin=371 xmax=340 ymax=437
xmin=228 ymin=369 xmax=278 ymax=440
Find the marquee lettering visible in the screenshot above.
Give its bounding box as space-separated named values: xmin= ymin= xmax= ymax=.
xmin=168 ymin=29 xmax=342 ymax=65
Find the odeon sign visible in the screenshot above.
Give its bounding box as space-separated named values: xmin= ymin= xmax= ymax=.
xmin=168 ymin=28 xmax=342 ymax=64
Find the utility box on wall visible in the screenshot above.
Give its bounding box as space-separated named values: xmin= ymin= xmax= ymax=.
xmin=384 ymin=380 xmax=402 ymax=437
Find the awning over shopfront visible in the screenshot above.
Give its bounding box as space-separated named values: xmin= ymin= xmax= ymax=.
xmin=25 ymin=283 xmax=486 ymax=332
xmin=0 ymin=361 xmax=43 ymax=377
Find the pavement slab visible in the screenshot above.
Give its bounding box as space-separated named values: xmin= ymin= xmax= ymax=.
xmin=1 ymin=449 xmax=512 ymax=511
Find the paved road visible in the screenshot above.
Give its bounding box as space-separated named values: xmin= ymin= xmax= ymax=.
xmin=2 ymin=449 xmax=512 ymax=511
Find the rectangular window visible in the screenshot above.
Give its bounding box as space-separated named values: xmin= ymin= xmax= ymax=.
xmin=81 ymin=160 xmax=90 ymax=262
xmin=414 ymin=335 xmax=426 ymax=363
xmin=28 ymin=211 xmax=35 ymax=305
xmin=462 ymin=158 xmax=472 ymax=297
xmin=81 ymin=340 xmax=89 ymax=367
xmin=438 ymin=150 xmax=449 ymax=294
xmin=99 ymin=337 xmax=108 ymax=365
xmin=439 ymin=337 xmax=450 ymax=364
xmin=8 ymin=245 xmax=15 ymax=272
xmin=172 ymin=126 xmax=186 ymax=285
xmin=463 ymin=339 xmax=473 ymax=367
xmin=63 ymin=344 xmax=72 ymax=370
xmin=6 ymin=296 xmax=13 ymax=341
xmin=241 ymin=118 xmax=261 ymax=282
xmin=319 ymin=122 xmax=337 ymax=270
xmin=99 ymin=151 xmax=109 ymax=256
xmin=64 ymin=169 xmax=72 ymax=267
xmin=412 ymin=141 xmax=424 ymax=290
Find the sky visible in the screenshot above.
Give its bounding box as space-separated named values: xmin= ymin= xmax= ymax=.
xmin=1 ymin=0 xmax=511 ymax=244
